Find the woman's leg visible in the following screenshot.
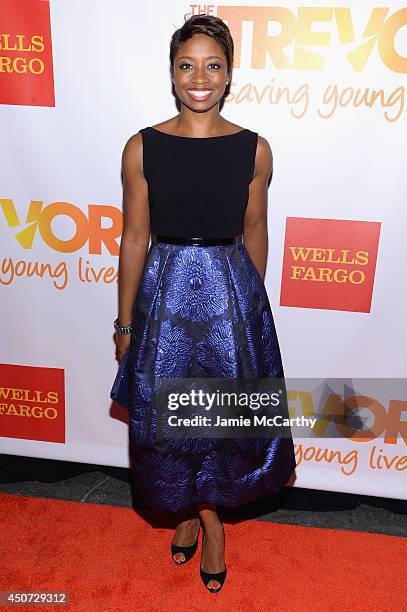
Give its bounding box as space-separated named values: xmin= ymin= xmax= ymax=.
xmin=196 ymin=503 xmax=225 ymax=590
xmin=172 ymin=505 xmax=200 ymax=563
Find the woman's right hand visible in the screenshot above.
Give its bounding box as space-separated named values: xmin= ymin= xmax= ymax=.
xmin=115 ymin=332 xmax=131 ymax=363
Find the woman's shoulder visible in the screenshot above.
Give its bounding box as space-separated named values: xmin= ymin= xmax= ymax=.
xmin=256 ymin=132 xmax=272 ymax=150
xmin=252 ymin=133 xmax=273 ymax=180
xmin=229 ymin=123 xmax=271 ymax=153
xmin=124 ymin=130 xmax=143 ymax=146
xmin=121 ymin=131 xmax=144 ymax=170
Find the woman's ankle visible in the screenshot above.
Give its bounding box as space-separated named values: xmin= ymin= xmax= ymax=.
xmin=202 ymin=517 xmax=223 ymax=534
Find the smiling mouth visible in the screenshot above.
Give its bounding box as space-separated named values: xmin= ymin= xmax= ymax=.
xmin=187 ymin=89 xmax=213 ymax=101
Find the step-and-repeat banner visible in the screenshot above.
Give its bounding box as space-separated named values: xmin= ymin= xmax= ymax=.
xmin=1 ymin=0 xmax=406 ymax=500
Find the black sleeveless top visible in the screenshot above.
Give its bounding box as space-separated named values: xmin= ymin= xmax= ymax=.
xmin=140 ymin=126 xmax=258 ymax=238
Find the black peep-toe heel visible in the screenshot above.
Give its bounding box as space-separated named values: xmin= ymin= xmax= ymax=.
xmin=171 ymin=520 xmax=200 ymax=564
xmin=199 ymin=528 xmax=227 ymax=593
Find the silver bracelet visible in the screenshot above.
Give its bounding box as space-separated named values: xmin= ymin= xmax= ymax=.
xmin=114 ymin=317 xmax=132 ymax=335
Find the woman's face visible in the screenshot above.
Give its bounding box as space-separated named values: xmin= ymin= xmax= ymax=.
xmin=173 ymin=33 xmax=229 ymax=110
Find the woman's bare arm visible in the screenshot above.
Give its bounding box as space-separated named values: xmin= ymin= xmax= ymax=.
xmin=117 ymin=132 xmax=151 ymax=326
xmin=242 ymin=136 xmax=273 ymax=281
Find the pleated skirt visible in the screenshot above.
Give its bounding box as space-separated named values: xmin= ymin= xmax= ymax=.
xmin=110 ymin=238 xmax=296 ymax=512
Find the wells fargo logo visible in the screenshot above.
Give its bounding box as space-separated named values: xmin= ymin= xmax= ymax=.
xmin=0 ymin=0 xmax=54 ymax=106
xmin=218 ymin=5 xmax=407 ymax=72
xmin=0 ymin=363 xmax=65 ymax=442
xmin=280 ymin=217 xmax=381 ymax=312
xmin=1 ymin=198 xmax=121 ymax=254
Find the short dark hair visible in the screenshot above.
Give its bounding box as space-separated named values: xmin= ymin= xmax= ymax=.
xmin=169 ymin=13 xmax=234 ymax=81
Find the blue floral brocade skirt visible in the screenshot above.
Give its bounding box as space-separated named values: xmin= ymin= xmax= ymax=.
xmin=110 ymin=239 xmax=296 ymax=512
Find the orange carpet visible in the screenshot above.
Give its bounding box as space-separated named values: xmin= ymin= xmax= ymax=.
xmin=0 ymin=493 xmax=406 ymax=611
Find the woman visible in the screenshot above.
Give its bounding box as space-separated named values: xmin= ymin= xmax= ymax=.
xmin=110 ymin=13 xmax=296 ymax=593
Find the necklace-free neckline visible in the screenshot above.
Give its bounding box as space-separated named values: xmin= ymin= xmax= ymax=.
xmin=148 ymin=126 xmax=249 ymax=139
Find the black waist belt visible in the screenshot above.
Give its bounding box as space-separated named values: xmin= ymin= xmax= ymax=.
xmin=154 ymin=235 xmax=242 ymax=246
